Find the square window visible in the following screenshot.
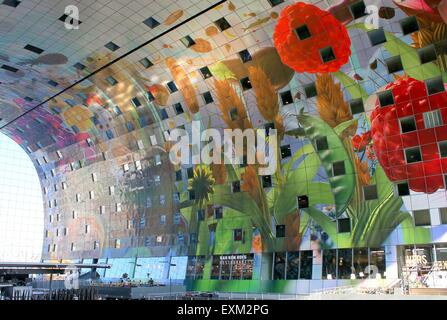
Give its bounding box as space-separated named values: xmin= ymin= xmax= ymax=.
xmin=417 ymin=45 xmax=437 ymax=64
xmin=320 ymin=46 xmax=336 ymax=64
xmin=229 ymin=107 xmax=238 ymax=121
xmin=214 ymin=207 xmax=223 ymax=219
xmin=315 ymin=136 xmax=329 ymax=151
xmin=262 ymin=175 xmax=273 ymax=188
xmin=363 ymin=185 xmax=378 ymax=200
xmin=395 ymin=181 xmax=410 ymax=196
xmin=105 ymin=76 xmax=118 ymax=86
xmin=160 ymin=109 xmax=169 ymax=120
xmin=232 ymin=180 xmax=241 ymax=193
xmin=233 ymin=229 xmax=243 ymax=241
xmin=349 ymin=98 xmax=364 ymax=114
xmin=280 ymin=145 xmax=291 ymax=159
xmin=199 ymin=66 xmax=213 ymax=79
xmin=214 ymin=17 xmax=231 ymax=32
xmin=378 ymin=90 xmax=394 ymax=107
xmin=413 ymin=209 xmax=430 ymax=226
xmin=268 ymin=0 xmax=284 ymax=6
xmin=423 ymin=110 xmax=442 ymax=128
xmin=131 ymin=97 xmax=142 ymax=107
xmin=304 ymin=82 xmax=317 ymax=98
xmin=349 ymin=1 xmax=367 ymax=19
xmin=167 ymin=81 xmax=178 ymax=93
xmin=425 ymin=76 xmax=445 ymax=95
xmin=405 ymin=147 xmax=422 ymax=163
xmin=399 ymin=116 xmax=417 ymax=133
xmin=189 ymin=190 xmax=195 ymax=201
xmin=147 ymin=91 xmax=155 ymax=101
xmin=203 ymin=91 xmax=213 ymax=104
xmin=385 ymin=56 xmax=403 ymax=73
xmin=295 ymin=24 xmax=311 ymax=40
xmin=280 ymin=91 xmax=293 ymax=105
xmin=105 ymin=41 xmax=120 ymax=52
xmin=439 ymin=141 xmax=447 ymax=158
xmin=238 ymin=49 xmax=253 ymax=63
xmin=143 ymin=17 xmax=160 ymax=29
xmin=139 ymin=57 xmax=153 ymax=68
xmin=48 ymin=80 xmax=58 ymax=87
xmin=338 ymin=218 xmax=351 ymax=233
xmin=439 ymin=208 xmax=447 ymax=225
xmin=2 ymin=0 xmax=20 ymax=7
xmin=240 ymin=77 xmax=252 ymax=90
xmin=187 ymin=167 xmax=194 ymax=179
xmin=180 ymin=35 xmax=196 ymax=48
xmin=367 ymin=28 xmax=387 ymax=46
xmin=276 ymin=225 xmax=286 ymax=238
xmin=297 ymin=195 xmax=309 ymax=209
xmin=400 ymin=16 xmax=419 ymax=35
xmin=174 ymin=103 xmax=184 ymax=115
xmin=197 ymin=209 xmax=205 ymax=221
xmin=332 ymin=161 xmax=346 ymax=176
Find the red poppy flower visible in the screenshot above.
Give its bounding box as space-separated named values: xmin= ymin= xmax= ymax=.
xmin=370 ymin=76 xmax=447 ymax=193
xmin=273 ymin=2 xmax=351 ymax=73
xmin=366 ymin=146 xmax=376 ymax=161
xmin=352 ymin=131 xmax=372 ymax=152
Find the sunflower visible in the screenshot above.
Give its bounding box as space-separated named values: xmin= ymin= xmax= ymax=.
xmin=189 ymin=166 xmax=215 ymax=208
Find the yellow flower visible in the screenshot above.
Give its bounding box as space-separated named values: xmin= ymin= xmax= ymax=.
xmin=63 ymin=105 xmax=93 ymax=132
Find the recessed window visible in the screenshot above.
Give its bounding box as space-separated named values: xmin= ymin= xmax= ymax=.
xmin=180 ymin=35 xmax=196 ymax=48
xmin=349 ymin=1 xmax=367 ymax=19
xmin=295 ymin=24 xmax=311 ymax=40
xmin=232 ymin=180 xmax=241 ymax=193
xmin=400 ymin=16 xmax=419 ymax=35
xmin=73 ymin=62 xmax=86 ymax=71
xmin=262 ymin=175 xmax=273 ymax=188
xmin=187 ymin=167 xmax=194 ymax=179
xmin=399 ymin=116 xmax=417 ymax=133
xmin=276 ymin=225 xmax=286 ymax=238
xmin=405 ymin=146 xmax=422 ymax=163
xmin=304 ymin=82 xmax=317 ymax=98
xmin=338 ymin=218 xmax=351 ymax=233
xmin=174 ymin=103 xmax=184 ymax=115
xmin=2 ymin=0 xmax=21 ymax=7
xmin=320 ymin=46 xmax=336 ymax=64
xmin=349 ymin=98 xmax=364 ymax=114
xmin=280 ymin=91 xmax=293 ymax=105
xmin=395 ymin=181 xmax=410 ymax=196
xmin=423 ymin=110 xmax=442 ymax=128
xmin=197 ymin=209 xmax=205 ymax=221
xmin=265 ymin=122 xmax=275 ymax=136
xmin=105 ymin=76 xmax=118 ymax=86
xmin=367 ymin=28 xmax=387 ymax=46
xmin=332 ymin=161 xmax=346 ymax=176
xmin=24 ymin=44 xmax=43 ymax=54
xmin=105 ymin=41 xmax=120 ymax=52
xmin=189 ymin=189 xmax=196 ymax=201
xmin=413 ymin=209 xmax=430 ymax=226
xmin=363 ymin=185 xmax=378 ymax=200
xmin=214 ymin=207 xmax=223 ymax=219
xmin=417 ymin=44 xmax=437 ymax=64
xmin=315 ymin=136 xmax=329 ymax=151
xmin=280 ymin=145 xmax=291 ymax=159
xmin=233 ymin=229 xmax=243 ymax=241
xmin=115 ymin=239 xmax=121 ymax=249
xmin=297 ymin=195 xmax=309 ymax=209
xmin=238 ymin=49 xmax=252 ymax=63
xmin=131 ymin=97 xmax=142 ymax=107
xmin=139 ymin=57 xmax=153 ymax=68
xmin=229 ymin=108 xmax=238 ymax=121
xmin=214 ymin=17 xmax=231 ymax=31
xmin=240 ymin=77 xmax=252 ymax=91
xmin=268 ymin=0 xmax=284 ymax=6
xmin=378 ymin=90 xmax=394 ymax=107
xmin=439 ymin=208 xmax=447 ymax=225
xmin=439 ymin=141 xmax=447 ymax=158
xmin=199 ymin=66 xmax=213 ymax=79
xmin=203 ymin=91 xmax=214 ymax=104
xmin=175 ymin=170 xmax=182 ymax=181
xmin=167 ymin=81 xmax=178 ymax=93
xmin=48 ymin=80 xmax=58 ymax=87
xmin=143 ymin=17 xmax=160 ymax=29
xmin=160 ymin=109 xmax=169 ymax=120
xmin=0 ymin=64 xmax=18 ymax=73
xmin=425 ymin=76 xmax=445 ymax=95
xmin=385 ymin=56 xmax=403 ymax=73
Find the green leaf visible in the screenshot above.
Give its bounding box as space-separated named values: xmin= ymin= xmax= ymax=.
xmin=333 ymin=71 xmax=368 ymax=101
xmin=334 ymin=119 xmax=358 ymax=136
xmin=303 ymin=207 xmax=337 ymax=241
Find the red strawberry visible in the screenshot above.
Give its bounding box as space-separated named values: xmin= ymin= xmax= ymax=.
xmin=370 ymin=76 xmax=447 ymax=193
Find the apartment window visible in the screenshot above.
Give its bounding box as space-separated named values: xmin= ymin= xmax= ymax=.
xmin=85 ymin=225 xmax=90 ymax=234
xmin=189 ymin=190 xmax=196 ymax=200
xmin=349 ymin=1 xmax=367 ymax=19
xmin=135 ymin=160 xmax=142 ymax=171
xmin=400 ymin=16 xmax=419 ymax=35
xmin=56 ymin=214 xmax=60 ymax=222
xmin=423 ymin=110 xmax=443 ymax=128
xmin=89 ymin=191 xmax=95 ymax=200
xmin=115 ymin=239 xmax=121 ymax=249
xmin=332 ymin=161 xmax=346 ymax=176
xmin=280 ymin=91 xmax=293 ymax=105
xmin=109 ymin=186 xmax=115 ymax=195
xmin=276 ymin=225 xmax=286 ymax=238
xmin=304 ymin=82 xmax=317 ymax=98
xmin=363 ymin=185 xmax=378 ymax=200
xmin=56 ymin=150 xmax=63 ymax=159
xmin=262 ymin=175 xmax=273 ymax=188
xmin=3 ymin=0 xmax=21 ymax=8
xmin=63 ymin=228 xmax=68 ymax=236
xmin=49 ymin=215 xmax=53 ymax=223
xmin=123 ymin=163 xmax=129 ymax=172
xmin=233 ymin=229 xmax=243 ymax=241
xmin=62 ymin=182 xmax=67 ymax=190
xmin=105 ymin=41 xmax=120 ymax=52
xmin=127 ymin=220 xmax=132 ymax=230
xmin=367 ymin=28 xmax=387 ymax=46
xmin=139 ymin=57 xmax=153 ymax=68
xmin=238 ymin=50 xmax=252 ymax=63
xmin=105 ymin=76 xmax=118 ymax=86
xmin=94 ymin=241 xmax=100 ymax=250
xmin=174 ymin=103 xmax=184 ymax=115
xmin=297 ymin=195 xmax=309 ymax=209
xmin=167 ymin=81 xmax=178 ymax=93
xmin=240 ymin=77 xmax=252 ymax=91
xmin=52 ymin=244 xmax=57 ymax=252
xmin=116 ymin=203 xmax=122 ymax=212
xmin=439 ymin=141 xmax=447 ymax=158
xmin=143 ymin=17 xmax=160 ymax=29
xmin=425 ymin=76 xmax=445 ymax=95
xmin=214 ymin=17 xmax=231 ymax=31
xmin=159 ymin=194 xmax=166 ymax=205
xmin=72 ymin=211 xmax=78 ymax=219
xmin=214 ymin=207 xmax=223 ymax=219
xmin=91 ymin=173 xmax=98 ymax=182
xmin=378 ymin=90 xmax=394 ymax=107
xmin=385 ymin=56 xmax=403 ymax=73
xmin=417 ymin=44 xmax=437 ymax=64
xmin=203 ymin=91 xmax=213 ymax=104
xmin=197 ymin=209 xmax=205 ymax=221
xmin=295 ymin=24 xmax=311 ymax=40
xmin=315 ymin=136 xmax=329 ymax=151
xmin=320 ymin=46 xmax=336 ymax=64
xmin=413 ymin=209 xmax=431 ymax=226
xmin=232 ymin=180 xmax=241 ymax=193
xmin=174 ymin=212 xmax=181 ymax=225
xmin=187 ymin=167 xmax=194 ymax=179
xmin=131 ymin=97 xmax=142 ymax=108
xmin=180 ymin=35 xmax=196 ymax=48
xmin=73 ymin=62 xmax=86 ymax=71
xmin=199 ymin=66 xmax=213 ymax=79
xmin=338 ymin=218 xmax=351 ymax=233
xmin=280 ymin=145 xmax=292 ymax=159
xmin=71 ymin=243 xmax=76 ymax=252
xmin=1 ymin=64 xmax=19 ymax=73
xmin=160 ymin=215 xmax=167 ymax=225
xmin=439 ymin=208 xmax=447 ymax=225
xmin=394 ymin=181 xmax=410 ymax=197
xmin=265 ymin=122 xmax=275 ymax=136
xmin=267 ymin=0 xmax=284 ymax=6
xmin=229 ymin=108 xmax=238 ymax=121
xmin=76 ymin=194 xmax=81 ymax=202
xmin=405 ymin=147 xmax=422 ymax=163
xmin=100 ymin=206 xmax=106 ymax=215
xmin=399 ymin=116 xmax=417 ymax=133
